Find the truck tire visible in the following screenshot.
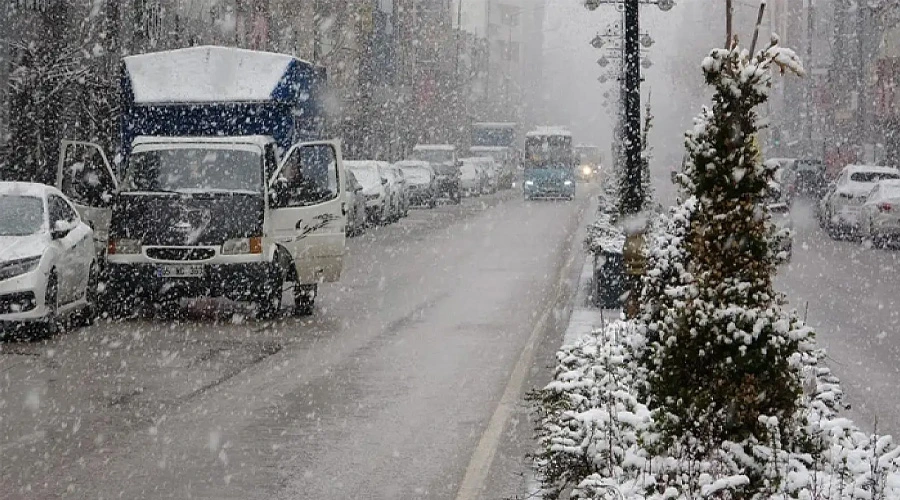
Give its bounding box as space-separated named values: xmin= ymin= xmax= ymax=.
xmin=294 ymin=284 xmax=317 ymax=316
xmin=257 ymin=262 xmax=285 ymax=319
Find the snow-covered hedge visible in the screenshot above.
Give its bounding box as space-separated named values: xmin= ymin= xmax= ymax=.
xmin=531 ymin=321 xmax=900 ymax=500
xmin=532 ymin=39 xmax=900 ymax=500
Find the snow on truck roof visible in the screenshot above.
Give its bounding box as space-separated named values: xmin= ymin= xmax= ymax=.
xmin=132 ymin=135 xmax=274 ymax=148
xmin=124 ymin=46 xmax=312 ymax=104
xmin=413 ymin=144 xmax=455 ymax=151
xmin=526 ymin=127 xmax=572 ymax=137
xmin=470 ymin=146 xmax=508 ymax=152
xmin=0 ymin=181 xmax=58 ymax=198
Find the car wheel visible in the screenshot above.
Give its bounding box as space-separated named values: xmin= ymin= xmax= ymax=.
xmin=257 ymin=261 xmax=285 ymax=320
xmin=44 ymin=271 xmax=61 ymax=335
xmin=76 ymin=264 xmax=99 ymax=327
xmin=293 ymin=283 xmax=317 ymax=316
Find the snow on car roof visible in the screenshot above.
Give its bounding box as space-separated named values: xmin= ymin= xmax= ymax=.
xmin=132 ymin=135 xmax=274 ymax=148
xmin=413 ymin=144 xmax=455 ymax=151
xmin=526 ymin=126 xmax=572 ymax=137
xmin=0 ymin=181 xmax=57 ymax=198
xmin=470 ymin=146 xmax=508 ymax=152
xmin=843 ymin=164 xmax=899 ymax=175
xmin=124 ymin=46 xmax=302 ymax=104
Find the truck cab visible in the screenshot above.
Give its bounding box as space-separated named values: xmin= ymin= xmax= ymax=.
xmin=58 ymin=135 xmax=346 ymax=318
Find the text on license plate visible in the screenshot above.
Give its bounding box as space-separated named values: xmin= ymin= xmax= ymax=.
xmin=157 ymin=265 xmax=204 ymax=278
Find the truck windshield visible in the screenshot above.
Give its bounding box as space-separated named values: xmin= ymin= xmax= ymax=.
xmin=0 ymin=196 xmax=44 ymax=236
xmin=525 ymin=136 xmax=573 ymax=169
xmin=124 ymin=147 xmax=263 ymax=194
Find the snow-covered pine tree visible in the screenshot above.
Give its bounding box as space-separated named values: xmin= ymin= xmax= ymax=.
xmin=644 ymin=38 xmax=809 ymax=460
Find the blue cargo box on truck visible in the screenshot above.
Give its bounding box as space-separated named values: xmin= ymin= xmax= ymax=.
xmin=120 ymin=46 xmax=327 ymax=159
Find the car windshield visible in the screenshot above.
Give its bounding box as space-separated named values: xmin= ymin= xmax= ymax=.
xmin=0 ymin=195 xmax=44 ymax=236
xmin=124 ymin=147 xmax=263 ymax=193
xmin=850 ymin=171 xmax=899 ymax=183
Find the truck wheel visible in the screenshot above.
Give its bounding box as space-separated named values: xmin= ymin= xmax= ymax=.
xmin=294 ymin=284 xmax=317 ymax=316
xmin=257 ymin=262 xmax=285 ymax=319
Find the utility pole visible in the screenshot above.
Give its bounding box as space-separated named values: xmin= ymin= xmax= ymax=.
xmin=806 ymin=0 xmax=814 ymax=158
xmin=621 ymin=0 xmax=643 ymax=215
xmin=725 ymin=0 xmax=733 ymax=47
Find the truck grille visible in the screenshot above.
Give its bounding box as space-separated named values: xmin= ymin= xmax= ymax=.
xmin=146 ymin=247 xmax=216 ymax=261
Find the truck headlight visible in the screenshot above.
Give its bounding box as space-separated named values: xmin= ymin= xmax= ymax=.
xmin=582 ymin=166 xmax=593 ymax=176
xmin=564 ymin=180 xmax=573 ymax=186
xmin=108 ymin=239 xmax=141 ymax=255
xmin=0 ymin=255 xmax=41 ymax=281
xmin=222 ymin=237 xmax=263 ymax=255
xmin=525 ymin=180 xmax=535 ymax=186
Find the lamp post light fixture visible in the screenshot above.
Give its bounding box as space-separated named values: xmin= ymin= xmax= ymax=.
xmin=641 ymin=57 xmax=652 ymax=69
xmin=597 ymin=56 xmax=610 ymax=67
xmin=640 ymin=33 xmax=654 ymax=48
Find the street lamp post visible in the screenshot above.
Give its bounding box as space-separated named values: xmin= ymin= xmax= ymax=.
xmin=584 ymin=0 xmax=673 ymax=215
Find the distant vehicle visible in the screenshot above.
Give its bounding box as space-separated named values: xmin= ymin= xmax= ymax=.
xmin=820 ymin=164 xmax=900 ymax=239
xmin=524 ymin=127 xmax=576 ymax=200
xmin=396 ymin=160 xmax=438 ymax=208
xmin=764 ymin=157 xmax=797 ymax=204
xmin=385 ymin=165 xmax=410 ymax=218
xmin=465 ymin=156 xmax=498 ymax=194
xmin=344 ymin=170 xmax=368 ymax=236
xmin=575 ymin=144 xmax=602 ymax=182
xmin=858 ymin=179 xmax=900 ymax=248
xmin=0 ymin=182 xmax=98 ymax=334
xmin=459 ymin=159 xmax=484 ymax=197
xmin=380 ymin=164 xmax=406 ymax=220
xmin=469 ymin=146 xmax=515 ymax=189
xmin=346 ymin=161 xmax=392 ymax=225
xmin=769 ymin=201 xmax=793 ymax=261
xmin=411 ymin=144 xmax=461 ymax=203
xmin=793 ymin=158 xmax=827 ymax=197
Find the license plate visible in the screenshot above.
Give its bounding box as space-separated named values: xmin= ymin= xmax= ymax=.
xmin=156 ymin=265 xmax=204 ymax=278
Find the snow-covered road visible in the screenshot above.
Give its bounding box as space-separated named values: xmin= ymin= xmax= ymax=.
xmin=777 ymin=199 xmax=900 ymax=437
xmin=0 ymin=187 xmax=595 ymax=499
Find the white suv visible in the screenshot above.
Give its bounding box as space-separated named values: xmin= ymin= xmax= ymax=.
xmin=821 ymin=165 xmax=900 ymax=239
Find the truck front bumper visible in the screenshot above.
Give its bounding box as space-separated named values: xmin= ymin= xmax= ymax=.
xmin=105 ymin=262 xmax=273 ymax=302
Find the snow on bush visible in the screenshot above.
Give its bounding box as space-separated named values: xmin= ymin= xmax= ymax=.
xmin=531 ymin=321 xmax=900 ymax=500
xmin=531 ymin=39 xmax=900 ymax=500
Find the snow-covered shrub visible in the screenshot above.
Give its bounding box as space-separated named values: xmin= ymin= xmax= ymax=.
xmin=532 ymin=38 xmax=900 ymax=500
xmin=646 ymin=40 xmax=808 ymax=462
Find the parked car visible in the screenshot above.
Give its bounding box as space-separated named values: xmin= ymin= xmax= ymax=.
xmin=385 ymin=165 xmax=410 ymax=218
xmin=0 ymin=182 xmax=98 ymax=334
xmin=344 ymin=170 xmax=368 ymax=236
xmin=766 ymin=157 xmax=797 ymax=205
xmin=459 ymin=160 xmax=483 ymax=197
xmin=478 ymin=157 xmax=500 ymax=194
xmin=410 ymin=144 xmax=461 ymax=203
xmin=346 ymin=161 xmax=392 ymax=225
xmin=793 ymin=158 xmax=827 ymax=198
xmin=820 ymin=164 xmax=900 ymax=239
xmin=858 ymin=179 xmax=900 ymax=248
xmin=396 ymin=160 xmax=438 ymax=208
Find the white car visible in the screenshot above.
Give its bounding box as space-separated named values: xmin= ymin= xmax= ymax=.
xmin=821 ymin=165 xmax=900 ymax=239
xmin=385 ymin=165 xmax=410 ymax=218
xmin=347 ymin=161 xmax=393 ymax=225
xmin=459 ymin=161 xmax=482 ymax=197
xmin=858 ymin=179 xmax=900 ymax=248
xmin=0 ymin=182 xmax=97 ymax=334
